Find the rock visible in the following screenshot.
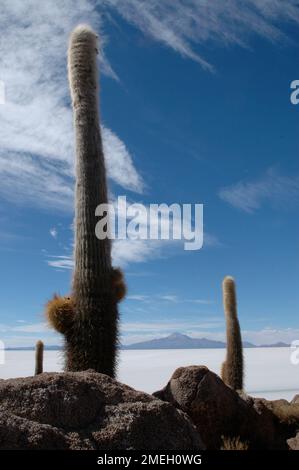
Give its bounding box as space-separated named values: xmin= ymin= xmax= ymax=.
xmin=287 ymin=432 xmax=299 ymax=450
xmin=0 ymin=371 xmax=204 ymax=450
xmin=255 ymin=397 xmax=299 ymax=441
xmin=0 ymin=411 xmax=67 ymax=449
xmin=153 ymin=366 xmax=288 ymax=449
xmin=291 ymin=394 xmax=299 ymax=404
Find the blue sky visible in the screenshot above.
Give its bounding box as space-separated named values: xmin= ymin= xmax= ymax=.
xmin=0 ymin=0 xmax=299 ymax=347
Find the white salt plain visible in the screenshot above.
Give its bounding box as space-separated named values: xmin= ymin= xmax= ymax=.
xmin=1 ymin=348 xmax=298 ymax=401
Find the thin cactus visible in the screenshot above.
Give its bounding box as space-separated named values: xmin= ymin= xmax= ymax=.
xmin=221 ymin=276 xmax=243 ymax=390
xmin=45 ymin=25 xmax=125 ymax=376
xmin=35 ymin=340 xmax=44 ymax=375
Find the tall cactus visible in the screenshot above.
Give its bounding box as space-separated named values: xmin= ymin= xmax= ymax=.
xmin=35 ymin=340 xmax=44 ymax=375
xmin=221 ymin=276 xmax=243 ymax=390
xmin=46 ymin=25 xmax=125 ymax=376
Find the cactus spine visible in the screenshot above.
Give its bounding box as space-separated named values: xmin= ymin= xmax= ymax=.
xmin=46 ymin=25 xmax=125 ymax=376
xmin=221 ymin=276 xmax=243 ymax=390
xmin=35 ymin=340 xmax=44 ymax=375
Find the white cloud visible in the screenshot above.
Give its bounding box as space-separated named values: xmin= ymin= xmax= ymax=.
xmin=111 ymin=197 xmax=216 ymax=265
xmin=219 ymin=169 xmax=299 ymax=213
xmin=2 ymin=334 xmax=62 ymax=348
xmin=104 ymin=0 xmax=299 ymax=69
xmin=0 ymin=321 xmax=62 ymax=348
xmin=127 ymin=294 xmax=176 ymax=303
xmin=0 ymin=153 xmax=74 ymax=210
xmin=50 ymin=227 xmax=58 ymax=239
xmin=112 ymin=239 xmax=162 ymax=266
xmin=242 ymin=327 xmax=299 ymax=346
xmin=46 ymin=237 xmax=162 ymax=268
xmin=126 ymin=294 xmax=214 ymax=305
xmin=1 ymin=1 xmax=298 ymax=211
xmin=47 ymin=255 xmax=74 ymax=270
xmin=46 ymin=235 xmax=163 ymax=270
xmin=102 ymin=128 xmax=143 ymax=193
xmin=186 ymin=299 xmax=215 ymax=305
xmin=13 ymin=322 xmax=49 ymax=334
xmin=2 ymin=320 xmax=298 ymax=348
xmin=127 ymin=295 xmax=149 ymax=301
xmin=121 ymin=318 xmax=224 ymax=336
xmin=159 ymin=295 xmax=178 ymax=302
xmin=46 ymin=186 xmax=217 ymax=269
xmin=0 ymin=322 xmax=48 ymax=334
xmin=0 ymin=1 xmax=143 ymax=210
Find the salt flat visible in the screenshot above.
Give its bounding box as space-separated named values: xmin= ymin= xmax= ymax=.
xmin=1 ymin=348 xmax=298 ymax=401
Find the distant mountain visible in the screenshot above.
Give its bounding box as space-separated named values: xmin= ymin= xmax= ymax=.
xmin=243 ymin=341 xmax=256 ymax=348
xmin=5 ymin=334 xmax=289 ymax=350
xmin=122 ymin=333 xmax=289 ymax=350
xmin=123 ymin=332 xmax=253 ymax=350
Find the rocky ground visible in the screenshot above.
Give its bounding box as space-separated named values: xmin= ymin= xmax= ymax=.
xmin=0 ymin=366 xmax=298 ymax=450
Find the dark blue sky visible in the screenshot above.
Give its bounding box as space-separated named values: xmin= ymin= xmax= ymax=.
xmin=0 ymin=1 xmax=299 ymax=347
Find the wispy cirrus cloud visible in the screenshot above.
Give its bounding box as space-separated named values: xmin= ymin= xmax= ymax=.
xmin=159 ymin=295 xmax=178 ymax=302
xmin=0 ymin=1 xmax=143 ymax=211
xmin=46 ymin=238 xmax=163 ymax=270
xmin=242 ymin=327 xmax=299 ymax=346
xmin=112 ymin=239 xmax=163 ymax=266
xmin=127 ymin=295 xmax=149 ymax=301
xmin=219 ymin=169 xmax=299 ymax=213
xmin=0 ymin=322 xmax=48 ymax=334
xmin=46 ymin=201 xmax=218 ymax=269
xmin=127 ymin=294 xmax=214 ymax=304
xmin=102 ymin=128 xmax=144 ymax=193
xmin=1 ymin=1 xmax=299 ymax=211
xmin=104 ymin=0 xmax=299 ymax=70
xmin=47 ymin=255 xmax=74 ymax=270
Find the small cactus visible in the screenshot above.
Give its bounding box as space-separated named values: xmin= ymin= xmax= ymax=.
xmin=35 ymin=340 xmax=44 ymax=375
xmin=221 ymin=276 xmax=244 ymax=390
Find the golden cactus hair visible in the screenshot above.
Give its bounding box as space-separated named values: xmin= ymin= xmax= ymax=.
xmin=45 ymin=295 xmax=74 ymax=334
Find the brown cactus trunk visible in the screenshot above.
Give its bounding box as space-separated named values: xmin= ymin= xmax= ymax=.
xmin=66 ymin=25 xmax=118 ymax=376
xmin=35 ymin=340 xmax=44 ymax=375
xmin=221 ymin=276 xmax=243 ymax=390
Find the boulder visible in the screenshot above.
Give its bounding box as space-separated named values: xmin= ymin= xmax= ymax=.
xmin=291 ymin=394 xmax=299 ymax=404
xmin=153 ymin=366 xmax=288 ymax=449
xmin=254 ymin=397 xmax=299 ymax=447
xmin=287 ymin=432 xmax=299 ymax=450
xmin=0 ymin=370 xmax=204 ymax=450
